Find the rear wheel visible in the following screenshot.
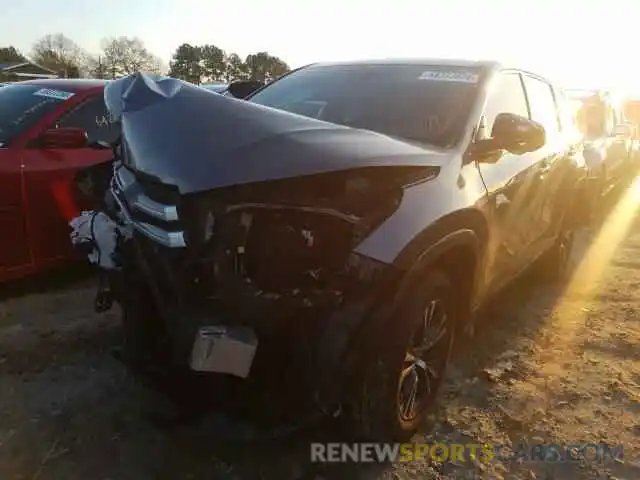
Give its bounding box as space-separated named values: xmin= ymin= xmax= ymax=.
xmin=346 ymin=269 xmax=456 ymax=441
xmin=120 ymin=285 xmax=166 ymax=370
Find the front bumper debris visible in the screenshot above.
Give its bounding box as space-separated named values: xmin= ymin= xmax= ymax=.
xmin=68 ymin=163 xmax=402 ymax=429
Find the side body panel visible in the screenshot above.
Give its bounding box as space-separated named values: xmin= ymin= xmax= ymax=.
xmin=474 ymin=71 xmax=550 ymax=294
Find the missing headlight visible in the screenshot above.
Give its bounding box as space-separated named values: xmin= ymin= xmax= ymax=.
xmin=230 ymin=206 xmax=354 ymax=293
xmin=181 ymin=167 xmax=432 ymax=317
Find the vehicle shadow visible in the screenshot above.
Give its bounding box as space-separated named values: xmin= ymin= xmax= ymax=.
xmin=0 ymin=262 xmax=94 ymax=302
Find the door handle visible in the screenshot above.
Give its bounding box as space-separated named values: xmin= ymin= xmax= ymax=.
xmin=496 ymin=193 xmax=510 ymax=207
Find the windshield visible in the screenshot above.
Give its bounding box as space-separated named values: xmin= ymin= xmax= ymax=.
xmin=0 ymin=84 xmax=71 ymax=144
xmin=248 ymin=63 xmax=482 ymax=148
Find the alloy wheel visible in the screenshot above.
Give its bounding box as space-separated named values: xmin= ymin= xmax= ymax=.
xmin=397 ymin=298 xmax=452 ymax=422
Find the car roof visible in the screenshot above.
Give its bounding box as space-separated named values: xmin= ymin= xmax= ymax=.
xmin=301 ymin=59 xmax=563 ymax=84
xmin=308 ymin=58 xmax=501 ymax=69
xmin=11 ymin=78 xmax=109 ymax=92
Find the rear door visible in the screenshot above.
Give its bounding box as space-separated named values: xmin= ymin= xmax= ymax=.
xmin=476 ymin=71 xmax=544 ymax=287
xmin=520 ymin=74 xmax=568 ymax=251
xmin=21 ymin=93 xmax=116 ymax=265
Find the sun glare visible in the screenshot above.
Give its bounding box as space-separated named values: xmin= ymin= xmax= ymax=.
xmin=543 ymin=174 xmax=640 ymax=363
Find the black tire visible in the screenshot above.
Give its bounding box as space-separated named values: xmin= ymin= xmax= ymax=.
xmin=535 ymin=227 xmax=574 ymax=284
xmin=120 ymin=285 xmax=167 ymax=372
xmin=346 ymin=268 xmax=457 ymax=442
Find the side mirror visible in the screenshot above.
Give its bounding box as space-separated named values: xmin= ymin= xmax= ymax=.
xmin=227 ymin=80 xmax=264 ymax=99
xmin=473 ymin=113 xmax=546 ymax=161
xmin=40 ymin=127 xmax=88 ymax=149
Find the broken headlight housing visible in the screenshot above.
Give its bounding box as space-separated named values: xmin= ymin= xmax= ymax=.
xmin=182 ymin=166 xmax=437 ymax=316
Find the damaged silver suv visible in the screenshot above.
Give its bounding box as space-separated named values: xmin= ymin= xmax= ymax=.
xmin=71 ymin=61 xmax=587 ymax=441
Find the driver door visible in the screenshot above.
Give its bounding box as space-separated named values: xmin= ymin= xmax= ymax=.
xmin=475 ymin=71 xmax=546 ymax=291
xmin=21 ymin=93 xmax=116 ymax=266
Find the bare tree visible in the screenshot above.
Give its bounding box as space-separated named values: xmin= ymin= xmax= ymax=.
xmin=146 ymin=55 xmax=167 ymax=76
xmin=85 ymin=55 xmax=109 ymax=79
xmin=100 ymin=36 xmax=158 ymax=78
xmin=31 ymin=33 xmax=86 ymax=76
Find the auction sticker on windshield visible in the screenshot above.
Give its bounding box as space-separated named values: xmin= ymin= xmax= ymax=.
xmin=33 ymin=88 xmax=75 ymax=101
xmin=418 ymin=70 xmax=479 ymax=83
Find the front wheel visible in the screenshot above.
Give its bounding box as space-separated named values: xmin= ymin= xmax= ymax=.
xmin=346 ymin=269 xmax=457 ymax=441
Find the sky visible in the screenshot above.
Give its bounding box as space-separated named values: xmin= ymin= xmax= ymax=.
xmin=3 ymin=0 xmax=639 ymax=94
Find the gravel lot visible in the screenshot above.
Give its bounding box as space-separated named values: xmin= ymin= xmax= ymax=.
xmin=2 ymin=181 xmax=640 ymax=479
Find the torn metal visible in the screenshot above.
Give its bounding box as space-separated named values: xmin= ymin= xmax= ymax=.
xmin=69 ymin=210 xmax=132 ymax=270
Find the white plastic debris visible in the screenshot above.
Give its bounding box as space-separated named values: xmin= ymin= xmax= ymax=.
xmin=69 ymin=210 xmax=131 ymax=270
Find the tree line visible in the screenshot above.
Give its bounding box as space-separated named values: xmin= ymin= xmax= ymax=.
xmin=0 ymin=33 xmax=291 ymax=84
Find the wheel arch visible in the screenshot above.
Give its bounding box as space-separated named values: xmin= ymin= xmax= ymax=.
xmin=339 ymin=209 xmax=490 ymax=392
xmin=392 ymin=208 xmax=489 ymax=316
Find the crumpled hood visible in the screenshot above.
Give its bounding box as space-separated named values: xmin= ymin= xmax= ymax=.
xmin=105 ymin=73 xmax=449 ymax=194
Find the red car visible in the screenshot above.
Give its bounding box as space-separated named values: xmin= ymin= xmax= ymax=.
xmin=0 ymin=79 xmax=116 ymax=282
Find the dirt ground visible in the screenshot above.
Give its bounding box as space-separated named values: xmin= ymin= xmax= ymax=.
xmin=3 ymin=182 xmax=640 ymax=479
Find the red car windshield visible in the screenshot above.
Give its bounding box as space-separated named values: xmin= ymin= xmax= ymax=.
xmin=0 ymin=84 xmax=72 ymax=144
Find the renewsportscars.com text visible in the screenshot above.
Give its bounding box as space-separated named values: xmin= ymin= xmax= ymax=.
xmin=310 ymin=442 xmax=624 ymax=464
